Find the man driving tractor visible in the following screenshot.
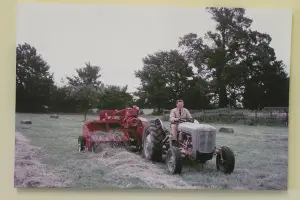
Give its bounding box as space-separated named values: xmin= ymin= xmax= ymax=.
xmin=169 ymin=100 xmax=192 ymax=144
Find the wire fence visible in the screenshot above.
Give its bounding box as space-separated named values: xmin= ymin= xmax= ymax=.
xmin=60 ymin=107 xmax=289 ymax=127
xmin=161 ymin=107 xmax=289 ymax=127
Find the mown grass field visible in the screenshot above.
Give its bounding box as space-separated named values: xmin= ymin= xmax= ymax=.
xmin=14 ymin=113 xmax=288 ymax=190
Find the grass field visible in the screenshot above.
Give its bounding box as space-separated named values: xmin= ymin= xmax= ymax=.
xmin=14 ymin=113 xmax=288 ymax=190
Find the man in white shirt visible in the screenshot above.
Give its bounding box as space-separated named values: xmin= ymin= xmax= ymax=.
xmin=169 ymin=100 xmax=192 ymax=142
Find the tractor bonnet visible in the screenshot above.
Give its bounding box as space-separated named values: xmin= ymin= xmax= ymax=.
xmin=178 ymin=122 xmax=217 ymax=155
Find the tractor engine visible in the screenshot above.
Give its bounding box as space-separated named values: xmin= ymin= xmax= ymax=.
xmin=180 ymin=133 xmax=193 ymax=158
xmin=178 ymin=123 xmax=217 ymax=160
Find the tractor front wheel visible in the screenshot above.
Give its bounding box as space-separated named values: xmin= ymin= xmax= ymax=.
xmin=216 ymin=146 xmax=235 ymax=174
xmin=78 ymin=136 xmax=85 ymax=152
xmin=165 ymin=146 xmax=182 ymax=174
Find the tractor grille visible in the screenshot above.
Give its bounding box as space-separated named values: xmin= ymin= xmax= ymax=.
xmin=193 ymin=130 xmax=216 ymax=153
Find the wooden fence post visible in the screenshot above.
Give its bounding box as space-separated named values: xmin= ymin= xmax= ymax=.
xmin=255 ymin=110 xmax=257 ymax=123
xmin=270 ymin=110 xmax=273 ymax=124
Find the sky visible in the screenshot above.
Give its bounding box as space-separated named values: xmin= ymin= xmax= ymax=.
xmin=16 ymin=2 xmax=292 ymax=93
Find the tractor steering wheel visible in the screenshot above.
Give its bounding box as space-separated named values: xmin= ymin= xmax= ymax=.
xmin=175 ymin=118 xmax=194 ymax=123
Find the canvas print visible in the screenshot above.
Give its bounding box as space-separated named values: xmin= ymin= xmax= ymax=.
xmin=15 ymin=2 xmax=291 ymax=190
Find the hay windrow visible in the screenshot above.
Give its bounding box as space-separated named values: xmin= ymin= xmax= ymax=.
xmin=14 ymin=132 xmax=71 ymax=188
xmin=14 ymin=113 xmax=288 ymax=190
xmin=88 ymin=145 xmax=195 ymax=189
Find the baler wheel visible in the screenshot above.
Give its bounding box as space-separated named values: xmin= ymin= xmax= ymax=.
xmin=78 ymin=136 xmax=85 ymax=152
xmin=88 ymin=142 xmax=96 ymax=153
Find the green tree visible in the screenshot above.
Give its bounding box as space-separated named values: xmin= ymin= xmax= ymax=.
xmin=16 ymin=43 xmax=55 ymax=112
xmin=134 ymin=51 xmax=170 ymax=111
xmin=181 ymin=77 xmax=213 ymax=110
xmin=66 ymin=62 xmax=102 ymax=87
xmin=65 ymin=62 xmax=104 ymax=120
xmin=134 ymin=50 xmax=198 ymax=111
xmin=49 ymin=85 xmax=78 ymax=113
xmin=242 ymin=60 xmax=289 ymax=109
xmin=179 ymin=7 xmax=289 ymax=109
xmin=132 ymin=89 xmax=148 ymax=108
xmin=98 ymin=85 xmax=133 ymax=110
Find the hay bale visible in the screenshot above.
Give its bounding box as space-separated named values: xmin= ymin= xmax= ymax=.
xmin=50 ymin=114 xmax=59 ymax=119
xmin=245 ymin=119 xmax=255 ymax=126
xmin=219 ymin=127 xmax=234 ymax=133
xmin=20 ymin=120 xmax=32 ymax=125
xmin=248 ymin=121 xmax=255 ymax=126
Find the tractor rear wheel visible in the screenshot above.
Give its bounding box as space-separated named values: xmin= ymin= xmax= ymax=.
xmin=216 ymin=146 xmax=235 ymax=174
xmin=142 ymin=120 xmax=165 ymax=162
xmin=166 ymin=146 xmax=182 ymax=174
xmin=78 ymin=136 xmax=85 ymax=152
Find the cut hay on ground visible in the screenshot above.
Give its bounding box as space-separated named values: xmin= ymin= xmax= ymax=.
xmin=87 ymin=144 xmax=195 ymax=189
xmin=15 ymin=113 xmax=288 ymax=190
xmin=14 ymin=132 xmax=70 ymax=188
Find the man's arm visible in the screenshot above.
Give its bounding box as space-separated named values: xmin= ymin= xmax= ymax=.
xmin=185 ymin=109 xmax=192 ymax=118
xmin=169 ymin=109 xmax=178 ymax=122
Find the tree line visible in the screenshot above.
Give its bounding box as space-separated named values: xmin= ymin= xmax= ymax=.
xmin=134 ymin=7 xmax=289 ymax=111
xmin=16 ymin=7 xmax=290 ymax=117
xmin=16 ymin=43 xmax=133 ymax=119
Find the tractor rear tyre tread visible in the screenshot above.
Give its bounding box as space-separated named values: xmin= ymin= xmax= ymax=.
xmin=142 ymin=120 xmax=165 ymax=162
xmin=216 ymin=146 xmax=235 ymax=174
